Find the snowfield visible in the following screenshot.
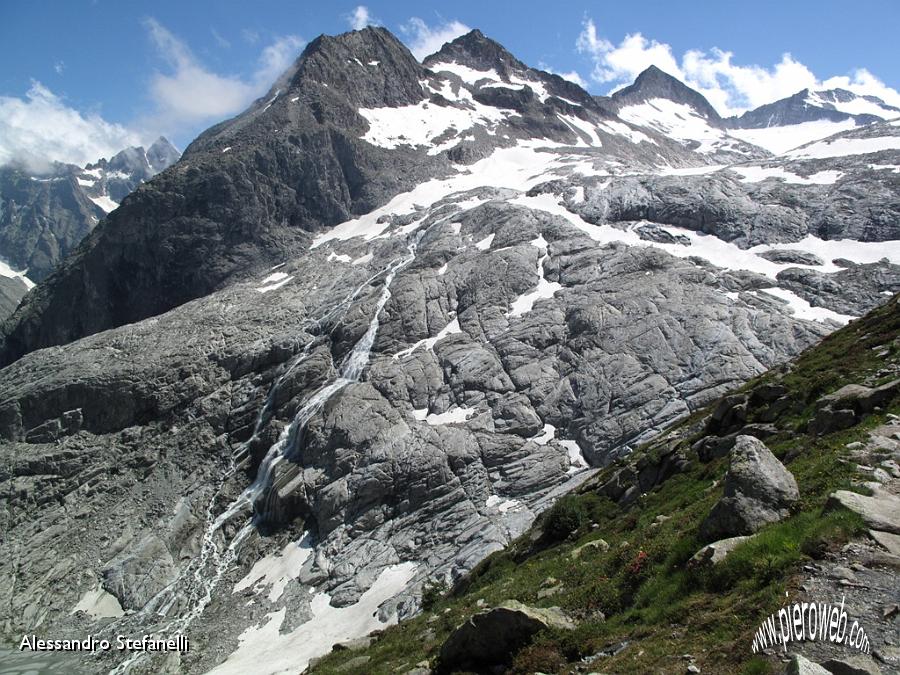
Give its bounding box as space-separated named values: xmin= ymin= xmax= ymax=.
xmin=729 ymin=119 xmax=858 ymax=154
xmin=207 ymin=563 xmax=417 ymax=675
xmin=786 ymin=133 xmax=900 ymax=159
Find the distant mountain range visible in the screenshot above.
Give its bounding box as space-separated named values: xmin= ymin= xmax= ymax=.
xmin=0 ymin=137 xmax=179 ymax=318
xmin=605 ymin=63 xmax=900 ymax=156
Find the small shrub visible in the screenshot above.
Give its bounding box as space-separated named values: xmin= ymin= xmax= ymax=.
xmin=543 ymin=495 xmax=588 ymax=542
xmin=421 ymin=580 xmax=447 ymax=611
xmin=741 ymin=656 xmax=773 ymax=674
xmin=510 ymin=642 xmax=565 ymax=674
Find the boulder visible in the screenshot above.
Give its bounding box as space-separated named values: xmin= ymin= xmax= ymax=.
xmin=758 ymin=249 xmax=824 ymax=266
xmin=808 ymin=408 xmax=857 ymax=435
xmin=700 ymin=436 xmax=799 ymax=541
xmin=570 ymin=538 xmax=610 ymax=558
xmin=809 ymin=380 xmax=900 ymax=435
xmin=826 ymin=490 xmax=900 ymax=534
xmin=706 ymin=394 xmax=748 ymax=435
xmin=787 ymin=654 xmax=831 ymax=675
xmin=869 ymin=529 xmax=900 ymax=556
xmin=693 ymin=434 xmax=737 ymax=462
xmin=820 ymin=655 xmax=883 ymax=675
xmin=817 ymin=384 xmax=874 ymax=410
xmin=437 ymin=600 xmax=574 ymax=673
xmin=689 ymin=535 xmax=751 ymax=566
xmin=333 ymin=636 xmax=373 ymax=652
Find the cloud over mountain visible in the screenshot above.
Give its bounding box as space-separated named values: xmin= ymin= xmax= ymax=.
xmin=577 ymin=17 xmax=900 ymax=116
xmin=0 ymin=81 xmax=141 ymax=172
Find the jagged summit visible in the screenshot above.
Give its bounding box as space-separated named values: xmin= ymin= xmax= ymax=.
xmin=611 ymin=65 xmax=723 ymax=124
xmin=146 ymin=136 xmax=180 ymax=173
xmin=424 ymin=28 xmax=596 ymax=107
xmin=423 ymin=29 xmax=527 ymax=78
xmin=288 ymin=26 xmax=425 ymax=108
xmin=606 ymin=65 xmax=763 ymax=159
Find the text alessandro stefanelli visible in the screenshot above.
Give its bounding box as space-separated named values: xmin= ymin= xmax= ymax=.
xmin=20 ymin=634 xmax=189 ymax=653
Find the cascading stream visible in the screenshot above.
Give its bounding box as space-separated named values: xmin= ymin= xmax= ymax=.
xmin=106 ymin=238 xmax=420 ymax=672
xmin=220 ymin=238 xmax=418 ymax=525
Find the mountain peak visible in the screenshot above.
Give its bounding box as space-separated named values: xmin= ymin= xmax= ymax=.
xmin=287 ymin=25 xmax=425 ymax=108
xmin=423 ymin=29 xmax=527 ymax=78
xmin=727 ymin=85 xmax=900 ymax=130
xmin=612 ymin=65 xmax=723 ymax=124
xmin=147 ymin=137 xmax=181 ymax=173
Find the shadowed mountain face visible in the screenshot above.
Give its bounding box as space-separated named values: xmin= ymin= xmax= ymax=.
xmin=0 ymin=26 xmax=898 ymax=675
xmin=0 ymin=29 xmax=446 ymax=364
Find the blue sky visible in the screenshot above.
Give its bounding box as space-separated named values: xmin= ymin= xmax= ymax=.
xmin=1 ymin=0 xmax=899 ymax=169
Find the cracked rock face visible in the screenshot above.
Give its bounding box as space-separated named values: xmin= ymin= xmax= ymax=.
xmin=0 ymin=192 xmax=837 ymax=672
xmin=0 ymin=25 xmax=898 ymax=675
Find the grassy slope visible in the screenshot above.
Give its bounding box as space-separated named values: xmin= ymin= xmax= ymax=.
xmin=310 ymin=296 xmax=900 ymax=674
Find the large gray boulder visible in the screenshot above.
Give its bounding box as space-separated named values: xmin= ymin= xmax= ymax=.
xmin=700 ymin=435 xmax=799 ymax=540
xmin=437 ymin=600 xmax=574 ymax=673
xmin=820 ymin=655 xmax=884 ymax=675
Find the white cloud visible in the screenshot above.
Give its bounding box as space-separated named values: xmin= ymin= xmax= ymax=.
xmin=256 ymin=34 xmax=307 ymax=88
xmin=347 ymin=6 xmax=378 ymax=31
xmin=538 ymin=62 xmax=587 ymax=89
xmin=0 ymin=81 xmax=142 ymax=173
xmin=822 ymin=69 xmax=900 ymax=109
xmin=0 ymin=19 xmax=304 ymax=172
xmin=576 ymin=17 xmax=900 ymax=117
xmin=577 ymin=21 xmax=680 ymax=86
xmin=400 ymin=17 xmax=470 ymax=61
xmin=54 ymin=61 xmax=65 ymax=75
xmin=143 ymin=18 xmax=303 ymax=129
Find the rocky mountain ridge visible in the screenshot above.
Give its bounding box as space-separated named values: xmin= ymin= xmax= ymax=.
xmin=0 ymin=28 xmax=717 ymax=367
xmin=604 ymin=63 xmax=900 ymax=156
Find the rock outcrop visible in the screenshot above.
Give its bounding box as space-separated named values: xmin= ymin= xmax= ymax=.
xmin=689 ymin=535 xmax=751 ymax=567
xmin=437 ymin=601 xmax=574 ymax=673
xmin=826 ymin=489 xmax=900 ymax=534
xmin=700 ymin=435 xmax=799 ymax=540
xmin=809 ymin=380 xmax=900 ymax=435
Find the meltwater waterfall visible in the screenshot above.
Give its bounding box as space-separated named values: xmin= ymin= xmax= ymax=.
xmin=106 ymin=240 xmax=419 ymax=674
xmin=220 ymin=239 xmax=418 ymax=526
